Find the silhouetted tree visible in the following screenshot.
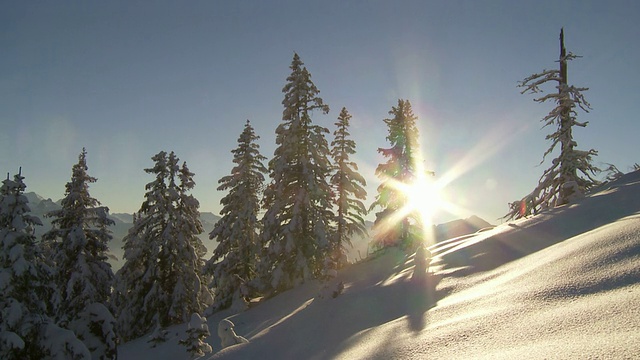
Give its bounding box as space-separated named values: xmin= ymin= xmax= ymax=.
xmin=505 ymin=29 xmax=599 ymax=220
xmin=370 ymin=99 xmax=424 ymax=250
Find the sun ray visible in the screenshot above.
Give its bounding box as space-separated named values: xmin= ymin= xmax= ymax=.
xmin=367 ymin=103 xmax=531 ymax=250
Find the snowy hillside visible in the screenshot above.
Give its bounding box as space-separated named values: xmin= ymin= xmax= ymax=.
xmin=119 ymin=170 xmax=640 ymax=359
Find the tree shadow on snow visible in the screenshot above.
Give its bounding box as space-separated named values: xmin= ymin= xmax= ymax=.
xmin=220 ymin=252 xmax=447 ymax=360
xmin=318 ymin=259 xmax=447 ymax=358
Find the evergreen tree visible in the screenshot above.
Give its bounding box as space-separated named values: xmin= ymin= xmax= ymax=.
xmin=41 ymin=149 xmax=117 ymax=359
xmin=259 ymin=53 xmax=334 ymax=293
xmin=506 ymin=29 xmax=599 ymax=220
xmin=370 ymin=99 xmax=423 ymax=250
xmin=114 ymin=151 xmax=212 ymax=341
xmin=162 ymin=160 xmax=212 ymax=324
xmin=0 ymin=170 xmax=90 ymax=359
xmin=178 ymin=313 xmax=212 ymax=358
xmin=205 ymin=120 xmax=267 ymax=311
xmin=330 ymin=107 xmax=368 ymax=267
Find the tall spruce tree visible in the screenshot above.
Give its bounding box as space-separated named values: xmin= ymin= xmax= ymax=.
xmin=259 ymin=53 xmax=334 ymax=292
xmin=506 ymin=29 xmax=599 ymax=220
xmin=330 ymin=107 xmax=368 ymax=266
xmin=1 ymin=170 xmax=90 ymax=359
xmin=114 ymin=151 xmax=212 ymax=341
xmin=206 ymin=120 xmax=267 ymax=311
xmin=370 ymin=99 xmax=422 ymax=250
xmin=42 ymin=149 xmax=117 ymax=359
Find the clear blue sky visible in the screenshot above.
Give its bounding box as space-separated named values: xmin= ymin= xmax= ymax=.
xmin=2 ymin=1 xmax=639 ymax=224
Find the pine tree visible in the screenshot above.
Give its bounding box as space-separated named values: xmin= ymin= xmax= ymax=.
xmin=162 ymin=160 xmax=212 ymax=325
xmin=370 ymin=99 xmax=423 ymax=250
xmin=0 ymin=170 xmax=90 ymax=359
xmin=41 ymin=149 xmax=117 ymax=359
xmin=178 ymin=313 xmax=212 ymax=358
xmin=330 ymin=107 xmax=368 ymax=267
xmin=205 ymin=120 xmax=267 ymax=312
xmin=114 ymin=151 xmax=212 ymax=341
xmin=259 ymin=53 xmax=334 ymax=293
xmin=506 ymin=29 xmax=599 ymax=220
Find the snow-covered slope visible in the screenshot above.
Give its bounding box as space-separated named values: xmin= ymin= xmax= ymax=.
xmin=120 ymin=171 xmax=640 ymax=359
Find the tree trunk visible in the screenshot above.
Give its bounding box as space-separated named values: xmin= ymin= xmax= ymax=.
xmin=558 ymin=28 xmax=576 ymax=205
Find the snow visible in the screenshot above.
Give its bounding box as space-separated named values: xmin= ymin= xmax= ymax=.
xmin=40 ymin=322 xmax=91 ymax=360
xmin=0 ymin=331 xmax=25 ymax=351
xmin=70 ymin=302 xmax=118 ymax=359
xmin=119 ymin=170 xmax=640 ymax=359
xmin=217 ymin=319 xmax=248 ymax=349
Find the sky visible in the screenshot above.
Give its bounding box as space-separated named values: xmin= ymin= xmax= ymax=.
xmin=2 ymin=1 xmax=639 ymax=225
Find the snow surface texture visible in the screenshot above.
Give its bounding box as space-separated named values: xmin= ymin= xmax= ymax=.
xmin=120 ymin=171 xmax=640 ymax=359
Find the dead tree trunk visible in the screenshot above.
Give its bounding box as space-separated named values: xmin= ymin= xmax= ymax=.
xmin=557 ymin=28 xmax=576 ymax=205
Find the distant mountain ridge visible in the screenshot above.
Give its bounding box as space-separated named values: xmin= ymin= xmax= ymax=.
xmin=433 ymin=215 xmax=493 ymax=242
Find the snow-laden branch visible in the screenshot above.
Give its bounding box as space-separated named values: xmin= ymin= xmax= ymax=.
xmin=518 ymin=69 xmax=561 ymax=94
xmin=557 ymin=52 xmax=582 ymax=63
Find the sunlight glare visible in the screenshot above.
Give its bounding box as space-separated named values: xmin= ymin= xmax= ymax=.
xmin=406 ymin=174 xmax=443 ymax=229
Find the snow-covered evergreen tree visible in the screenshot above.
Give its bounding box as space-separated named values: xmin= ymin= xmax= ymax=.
xmin=114 ymin=151 xmax=212 ymax=341
xmin=506 ymin=29 xmax=599 ymax=220
xmin=330 ymin=107 xmax=367 ymax=267
xmin=69 ymin=302 xmax=117 ymax=360
xmin=41 ymin=148 xmax=118 ymax=358
xmin=205 ymin=120 xmax=267 ymax=312
xmin=178 ymin=313 xmax=212 ymax=358
xmin=259 ymin=53 xmax=334 ymax=293
xmin=0 ymin=170 xmax=90 ymax=360
xmin=162 ymin=160 xmax=212 ymax=324
xmin=369 ymin=99 xmax=423 ymax=250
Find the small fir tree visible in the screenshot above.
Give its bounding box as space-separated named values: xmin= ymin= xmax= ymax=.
xmin=330 ymin=107 xmax=368 ymax=267
xmin=205 ymin=120 xmax=267 ymax=312
xmin=369 ymin=99 xmax=423 ymax=250
xmin=259 ymin=53 xmax=334 ymax=293
xmin=506 ymin=29 xmax=599 ymax=219
xmin=115 ymin=151 xmax=212 ymax=341
xmin=41 ymin=148 xmax=118 ymax=358
xmin=0 ymin=170 xmax=90 ymax=360
xmin=178 ymin=313 xmax=212 ymax=358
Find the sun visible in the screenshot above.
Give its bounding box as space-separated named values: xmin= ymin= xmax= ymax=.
xmin=366 ymin=105 xmax=530 ymax=249
xmin=406 ymin=175 xmax=444 ymax=229
xmin=371 ymin=168 xmax=448 ymax=247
